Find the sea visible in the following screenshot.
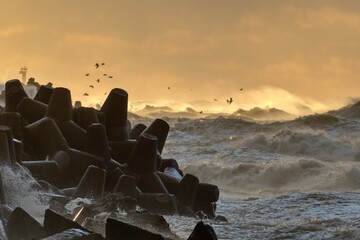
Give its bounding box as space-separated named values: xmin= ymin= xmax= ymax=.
xmin=2 ymin=103 xmax=360 ymax=239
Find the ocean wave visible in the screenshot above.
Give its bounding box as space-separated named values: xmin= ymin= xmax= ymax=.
xmin=181 ymin=159 xmax=360 ymax=197
xmin=241 ymin=128 xmax=360 ymax=161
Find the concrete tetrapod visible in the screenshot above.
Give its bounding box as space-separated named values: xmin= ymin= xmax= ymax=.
xmin=45 ymin=87 xmax=86 ymax=150
xmin=5 ymin=79 xmax=28 ymax=113
xmin=100 ymin=88 xmax=129 ymax=141
xmin=72 ymin=165 xmax=106 ymax=199
xmin=0 ymin=125 xmax=17 ymax=164
xmin=34 ymin=84 xmax=54 ymax=104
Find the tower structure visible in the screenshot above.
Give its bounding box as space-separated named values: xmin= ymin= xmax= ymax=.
xmin=19 ymin=66 xmax=28 ymax=84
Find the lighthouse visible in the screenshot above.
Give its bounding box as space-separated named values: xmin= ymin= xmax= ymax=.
xmin=19 ymin=66 xmax=28 ymax=84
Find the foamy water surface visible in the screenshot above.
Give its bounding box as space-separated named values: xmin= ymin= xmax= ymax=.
xmin=160 ymin=115 xmax=360 ymax=239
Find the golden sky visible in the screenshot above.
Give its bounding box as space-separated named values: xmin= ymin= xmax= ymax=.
xmin=1 ymin=0 xmax=360 ymax=114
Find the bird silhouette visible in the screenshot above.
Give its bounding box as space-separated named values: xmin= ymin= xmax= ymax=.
xmin=85 ymin=73 xmax=90 ymax=77
xmin=168 ymin=86 xmax=170 ymax=90
xmin=101 ymin=63 xmax=105 ymax=65
xmin=226 ymin=97 xmax=233 ymax=105
xmin=240 ymin=88 xmax=243 ymax=91
xmin=89 ymin=85 xmax=94 ymax=88
xmin=104 ymin=92 xmax=107 ymax=95
xmin=83 ymin=93 xmax=89 ymax=96
xmin=214 ymin=99 xmax=218 ymax=101
xmin=199 ymin=111 xmax=203 ymax=114
xmin=95 ymin=63 xmax=99 ymax=68
xmin=103 ymin=74 xmax=107 ymax=76
xmin=108 ymin=76 xmax=113 ymax=78
xmin=96 ymin=79 xmax=100 ymax=83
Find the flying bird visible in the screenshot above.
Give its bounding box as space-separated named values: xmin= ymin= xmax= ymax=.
xmin=95 ymin=63 xmax=100 ymax=68
xmin=83 ymin=93 xmax=89 ymax=96
xmin=199 ymin=111 xmax=203 ymax=114
xmin=85 ymin=73 xmax=90 ymax=77
xmin=101 ymin=63 xmax=105 ymax=65
xmin=96 ymin=79 xmax=100 ymax=83
xmin=168 ymin=86 xmax=170 ymax=90
xmin=240 ymin=88 xmax=243 ymax=91
xmin=103 ymin=73 xmax=107 ymax=76
xmin=104 ymin=92 xmax=107 ymax=95
xmin=214 ymin=99 xmax=218 ymax=101
xmin=108 ymin=76 xmax=113 ymax=78
xmin=89 ymin=85 xmax=94 ymax=88
xmin=226 ymin=97 xmax=233 ymax=105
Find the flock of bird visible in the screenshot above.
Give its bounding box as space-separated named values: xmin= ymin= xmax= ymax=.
xmin=83 ymin=63 xmax=244 ymax=114
xmin=83 ymin=63 xmax=111 ymax=96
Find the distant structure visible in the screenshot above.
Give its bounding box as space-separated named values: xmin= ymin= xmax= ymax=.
xmin=19 ymin=66 xmax=28 ymax=84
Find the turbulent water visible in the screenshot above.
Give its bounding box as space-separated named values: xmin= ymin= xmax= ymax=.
xmin=3 ymin=111 xmax=360 ymax=239
xmin=158 ymin=114 xmax=360 ymax=239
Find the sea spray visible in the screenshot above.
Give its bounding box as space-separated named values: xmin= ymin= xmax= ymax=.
xmin=0 ymin=164 xmax=51 ymax=222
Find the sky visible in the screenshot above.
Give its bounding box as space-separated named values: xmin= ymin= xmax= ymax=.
xmin=1 ymin=0 xmax=360 ymax=115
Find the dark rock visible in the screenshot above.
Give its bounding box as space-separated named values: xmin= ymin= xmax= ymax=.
xmin=5 ymin=79 xmax=28 ymax=113
xmin=34 ymin=84 xmax=54 ymax=104
xmin=129 ymin=123 xmax=147 ymax=139
xmin=214 ymin=215 xmax=228 ymax=222
xmin=17 ymin=97 xmax=47 ymax=124
xmin=22 ymin=160 xmax=59 ymax=183
xmin=143 ymin=118 xmax=170 ymax=154
xmin=0 ymin=112 xmax=23 ymax=139
xmin=0 ymin=125 xmax=16 ymax=164
xmin=138 ymin=193 xmax=178 ymax=215
xmin=43 ymin=209 xmax=93 ymax=237
xmin=100 ymin=88 xmax=129 ymax=141
xmin=159 ymin=158 xmax=179 ymax=172
xmin=126 ymin=211 xmax=171 ymax=234
xmin=109 ymin=140 xmax=136 ymax=164
xmin=187 ymin=221 xmax=217 ymax=240
xmin=84 ymin=123 xmax=110 ymax=165
xmin=138 ymin=172 xmax=168 ymax=194
xmin=195 ymin=183 xmax=219 ymax=203
xmin=23 ymin=117 xmax=69 ymax=159
xmin=72 ymin=165 xmax=106 ymax=199
xmin=0 ymin=132 xmax=11 ymax=165
xmin=75 ymin=107 xmax=99 ymax=131
xmin=7 ymin=207 xmax=45 ymax=240
xmin=126 ymin=133 xmax=158 ymax=174
xmin=41 ymin=228 xmax=104 ymax=239
xmin=106 ymin=217 xmax=164 ymax=240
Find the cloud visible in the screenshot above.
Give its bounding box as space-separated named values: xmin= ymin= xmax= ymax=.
xmin=0 ymin=0 xmax=359 ymax=113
